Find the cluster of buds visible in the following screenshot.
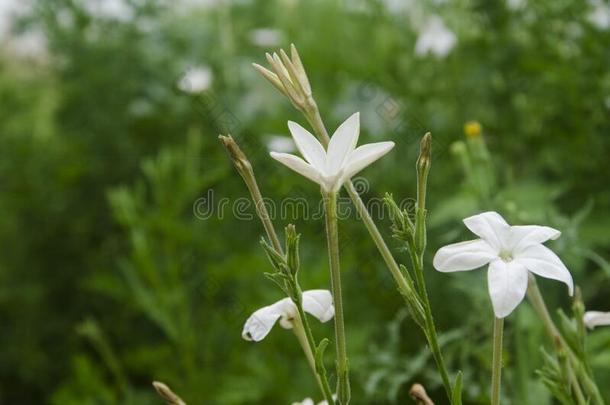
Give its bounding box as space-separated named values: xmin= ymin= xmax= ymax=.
xmin=261 ymin=224 xmax=302 ymax=302
xmin=253 ymin=44 xmax=315 ymax=114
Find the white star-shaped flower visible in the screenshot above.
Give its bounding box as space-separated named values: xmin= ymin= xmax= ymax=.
xmin=270 ymin=112 xmax=395 ymax=193
xmin=583 ymin=311 xmax=610 ymax=329
xmin=242 ymin=290 xmax=334 ymax=342
xmin=433 ymin=211 xmax=574 ymax=318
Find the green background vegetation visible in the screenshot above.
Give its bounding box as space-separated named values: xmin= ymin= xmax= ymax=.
xmin=1 ymin=0 xmax=609 ymax=403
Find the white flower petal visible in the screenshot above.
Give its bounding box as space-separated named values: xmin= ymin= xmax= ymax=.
xmin=270 ymin=152 xmax=321 ymax=185
xmin=326 ymin=112 xmax=360 ymax=174
xmin=433 ymin=239 xmax=497 ymax=272
xmin=583 ymin=311 xmax=610 ymax=329
xmin=463 ymin=211 xmax=509 ymax=250
xmin=276 ymin=297 xmax=299 ymax=329
xmin=302 ymin=290 xmax=335 ymax=323
xmin=487 ymin=259 xmax=529 ymax=318
xmin=517 ymin=244 xmax=574 ymax=295
xmin=242 ymin=303 xmax=283 ymax=342
xmin=341 ymin=141 xmax=395 ymax=182
xmin=508 ymin=225 xmax=561 ymax=253
xmin=287 ymin=121 xmax=327 ymax=170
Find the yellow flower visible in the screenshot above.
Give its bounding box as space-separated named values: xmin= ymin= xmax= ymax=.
xmin=464 ymin=120 xmax=482 ymax=138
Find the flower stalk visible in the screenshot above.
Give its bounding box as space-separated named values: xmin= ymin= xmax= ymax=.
xmin=292 ymin=307 xmax=336 ymax=405
xmin=491 ymin=317 xmax=504 ymax=405
xmin=322 ymin=191 xmax=350 ymax=404
xmin=219 ymin=134 xmax=282 ymax=252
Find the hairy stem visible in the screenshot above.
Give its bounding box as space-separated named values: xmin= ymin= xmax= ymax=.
xmin=491 ymin=317 xmax=504 ymax=405
xmin=407 ymin=238 xmax=452 ymax=400
xmin=322 ymin=191 xmax=350 ymax=404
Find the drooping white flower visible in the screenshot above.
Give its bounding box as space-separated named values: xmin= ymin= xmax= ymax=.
xmin=415 ymin=15 xmax=457 ymax=58
xmin=242 ymin=290 xmax=334 ymax=342
xmin=583 ymin=311 xmax=610 ymax=329
xmin=433 ymin=211 xmax=574 ymax=318
xmin=270 ymin=113 xmax=395 ymax=193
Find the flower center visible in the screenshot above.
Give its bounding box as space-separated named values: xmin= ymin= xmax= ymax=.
xmin=499 ymin=250 xmax=513 ymax=262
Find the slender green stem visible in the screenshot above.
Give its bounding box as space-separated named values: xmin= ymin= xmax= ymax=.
xmin=307 ymin=106 xmax=452 ymax=403
xmin=345 ymin=183 xmax=413 ymax=295
xmin=305 ymin=101 xmax=330 ymax=143
xmin=322 ymin=191 xmax=350 ymax=404
xmin=219 ymin=135 xmax=282 ymax=253
xmin=569 ymin=365 xmax=588 ymax=405
xmin=407 ymin=239 xmax=452 ymax=400
xmin=246 ymin=174 xmax=283 ymax=253
xmin=491 ymin=317 xmax=504 ymax=405
xmin=292 ymin=308 xmax=335 ymax=405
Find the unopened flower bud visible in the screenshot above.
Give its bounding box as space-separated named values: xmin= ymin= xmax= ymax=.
xmin=417 ymin=132 xmax=432 ymax=175
xmin=152 ymin=381 xmax=186 ymax=405
xmin=219 ymin=134 xmax=252 ymax=176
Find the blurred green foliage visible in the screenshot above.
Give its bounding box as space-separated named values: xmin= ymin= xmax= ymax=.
xmin=0 ymin=0 xmax=609 ymax=403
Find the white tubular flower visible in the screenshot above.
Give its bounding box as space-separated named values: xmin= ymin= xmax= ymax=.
xmin=270 ymin=112 xmax=395 ymax=193
xmin=433 ymin=211 xmax=574 ymax=318
xmin=583 ymin=311 xmax=610 ymax=329
xmin=242 ymin=290 xmax=334 ymax=342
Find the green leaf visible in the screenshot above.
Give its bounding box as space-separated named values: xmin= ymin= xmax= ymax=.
xmin=315 ymin=338 xmax=330 ymax=377
xmin=451 ymin=371 xmax=463 ymax=405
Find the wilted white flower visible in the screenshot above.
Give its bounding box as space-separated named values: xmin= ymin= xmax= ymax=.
xmin=266 ymin=135 xmax=296 ymax=153
xmin=178 ymin=66 xmax=213 ymax=94
xmin=242 ymin=290 xmax=334 ymax=342
xmin=583 ymin=311 xmax=610 ymax=329
xmin=433 ymin=211 xmax=574 ymax=318
xmin=270 ymin=112 xmax=395 ymax=193
xmin=415 ymin=15 xmax=457 ymax=58
xmin=249 ymin=28 xmax=283 ymax=47
xmin=587 ymin=0 xmax=610 ymax=30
